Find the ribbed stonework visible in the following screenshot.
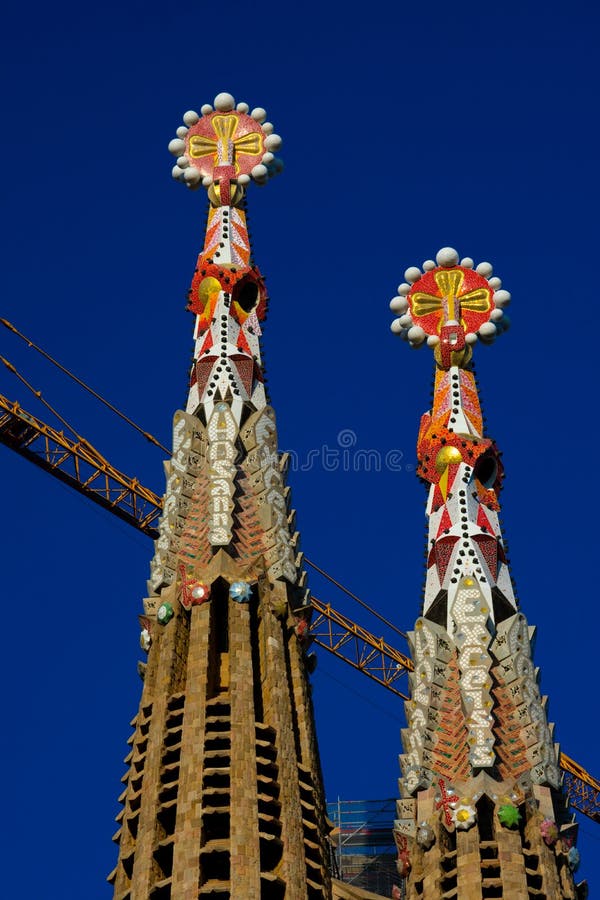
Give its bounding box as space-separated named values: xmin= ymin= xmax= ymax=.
xmin=108 ymin=95 xmax=331 ymax=900
xmin=390 ymin=250 xmax=585 ymax=899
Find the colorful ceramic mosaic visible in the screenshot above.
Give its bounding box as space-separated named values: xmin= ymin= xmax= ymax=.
xmin=147 ymin=94 xmax=304 ymax=623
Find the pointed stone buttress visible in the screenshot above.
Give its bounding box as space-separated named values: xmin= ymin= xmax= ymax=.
xmin=109 ymin=93 xmax=331 ymax=900
xmin=389 ymin=248 xmax=586 ymax=899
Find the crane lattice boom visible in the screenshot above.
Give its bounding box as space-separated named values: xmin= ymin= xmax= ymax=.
xmin=0 ymin=393 xmax=161 ymax=534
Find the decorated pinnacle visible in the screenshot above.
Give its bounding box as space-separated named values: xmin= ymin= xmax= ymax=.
xmin=390 ymin=247 xmax=511 ymax=369
xmin=168 ymin=92 xmax=283 ymax=205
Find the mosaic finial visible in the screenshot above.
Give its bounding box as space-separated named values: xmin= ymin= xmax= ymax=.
xmin=168 ymin=92 xmax=283 ymax=205
xmin=390 ymin=247 xmax=511 ymax=368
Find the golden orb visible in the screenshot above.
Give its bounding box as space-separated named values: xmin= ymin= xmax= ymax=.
xmin=435 ymin=445 xmax=463 ymax=473
xmin=198 ymin=276 xmax=222 ymax=309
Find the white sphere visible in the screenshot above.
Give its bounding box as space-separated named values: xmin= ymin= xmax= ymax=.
xmin=461 ymin=257 xmax=474 ymax=268
xmin=262 ymin=151 xmax=274 ymax=164
xmin=265 ymin=133 xmax=282 ymax=151
xmin=479 ymin=321 xmax=497 ymax=338
xmin=398 ymin=313 xmax=413 ymax=327
xmin=404 ymin=266 xmax=422 ymax=283
xmin=177 ymin=156 xmax=189 ymax=168
xmin=488 ymin=276 xmax=502 ymax=289
xmin=171 ymin=165 xmax=184 ymax=180
xmin=390 ymin=296 xmax=408 ymax=314
xmin=422 ymin=259 xmax=436 ymax=271
xmin=214 ymin=92 xmax=235 ymax=111
xmin=184 ymin=167 xmax=201 ymax=183
xmin=465 ymin=332 xmax=478 ymax=345
xmin=427 ymin=334 xmax=440 ymax=347
xmin=490 ymin=308 xmax=504 ymax=321
xmin=493 ymin=289 xmax=511 ymax=308
xmin=408 ymin=325 xmax=426 ymax=345
xmin=262 ymin=122 xmax=274 ymax=135
xmin=251 ymin=164 xmax=268 ymax=180
xmin=238 ymin=173 xmax=251 ymax=185
xmin=176 ymin=125 xmax=189 ymax=138
xmin=202 ymin=175 xmax=213 ymax=187
xmin=436 ymin=247 xmax=459 ymax=267
xmin=476 ymin=261 xmax=493 ymax=277
xmin=251 ymin=107 xmax=267 ymax=122
xmin=390 ymin=318 xmax=404 ymax=335
xmin=201 ymin=103 xmax=213 ymax=115
xmin=168 ymin=138 xmax=186 ymax=156
xmin=183 ymin=110 xmax=200 ymax=126
xmin=236 ymin=102 xmax=250 ymax=113
xmin=397 ymin=283 xmax=411 ymax=296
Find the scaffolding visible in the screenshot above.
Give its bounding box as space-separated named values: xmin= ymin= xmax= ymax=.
xmin=328 ymin=798 xmax=398 ymax=895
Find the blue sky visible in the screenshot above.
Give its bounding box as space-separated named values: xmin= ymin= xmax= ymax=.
xmin=1 ymin=0 xmax=598 ymax=895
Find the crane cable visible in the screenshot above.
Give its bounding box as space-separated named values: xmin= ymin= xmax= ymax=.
xmin=0 ymin=354 xmax=85 ymax=443
xmin=0 ymin=320 xmax=407 ymax=643
xmin=0 ymin=318 xmax=170 ymax=455
xmin=305 ymin=557 xmax=407 ymax=640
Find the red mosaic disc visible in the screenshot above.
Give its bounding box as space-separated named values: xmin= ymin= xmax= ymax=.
xmin=408 ymin=267 xmax=492 ymax=336
xmin=185 ymin=111 xmax=266 ymax=179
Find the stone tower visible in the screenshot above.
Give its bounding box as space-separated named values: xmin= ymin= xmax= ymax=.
xmin=109 ymin=93 xmax=331 ymax=900
xmin=390 ymin=248 xmax=585 ymax=899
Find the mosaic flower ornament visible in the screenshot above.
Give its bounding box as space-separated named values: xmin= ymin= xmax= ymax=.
xmin=168 ymin=92 xmax=283 ymax=199
xmin=390 ymin=247 xmax=511 ymax=369
xmin=568 ymin=846 xmax=581 ymax=872
xmin=540 ymin=817 xmax=559 ymax=846
xmin=189 ymin=582 xmax=210 ymax=603
xmin=157 ymin=601 xmax=175 ymax=625
xmin=453 ymin=801 xmax=477 ymax=830
xmin=497 ymin=803 xmax=521 ymax=828
xmin=229 ymin=581 xmax=252 ymax=602
xmin=179 ymin=568 xmax=212 ymax=610
xmin=416 ymin=822 xmax=435 ymax=850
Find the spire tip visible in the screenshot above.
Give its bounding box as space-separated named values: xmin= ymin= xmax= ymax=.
xmin=168 ymin=94 xmax=283 ymax=200
xmin=390 ymin=249 xmax=512 ymax=367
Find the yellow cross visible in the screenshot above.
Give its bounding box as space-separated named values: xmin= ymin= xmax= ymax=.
xmin=188 ymin=115 xmax=262 ymax=171
xmin=411 ymin=270 xmax=490 ymax=328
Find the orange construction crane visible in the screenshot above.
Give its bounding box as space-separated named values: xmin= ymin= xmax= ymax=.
xmin=308 ymin=597 xmax=411 ymax=700
xmin=0 ymin=392 xmax=161 ymax=535
xmin=1 ymin=389 xmax=598 ymax=823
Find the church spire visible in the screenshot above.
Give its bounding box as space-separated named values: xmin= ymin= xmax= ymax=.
xmin=110 ymin=94 xmax=331 ymax=900
xmin=390 ymin=248 xmax=584 ymax=898
xmin=149 ymin=93 xmax=297 ymax=595
xmin=392 ymin=247 xmax=515 ymax=642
